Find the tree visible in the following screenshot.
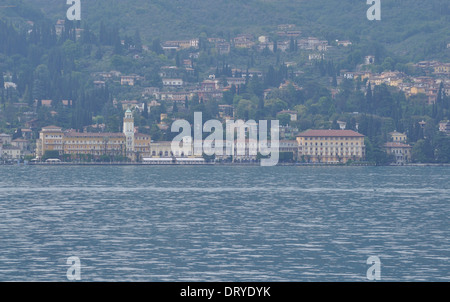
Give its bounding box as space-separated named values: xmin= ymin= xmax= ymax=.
xmin=289 ymin=37 xmax=295 ymax=52
xmin=42 ymin=150 xmax=60 ymax=161
xmin=365 ymin=138 xmax=394 ymax=165
xmin=276 ymin=113 xmax=291 ymax=126
xmin=365 ymin=82 xmax=373 ymax=114
xmin=265 ymin=98 xmax=288 ymax=117
xmin=412 ymin=139 xmax=434 ymax=163
xmin=13 ymin=128 xmax=22 ymax=140
xmin=134 ymin=29 xmax=142 ymax=51
xmin=0 ymin=69 xmax=4 ymax=89
xmin=433 ymin=134 xmax=450 ymax=163
xmin=0 ymin=68 xmax=4 ymax=104
xmin=143 ymin=102 xmax=149 ymax=119
xmin=172 ymin=101 xmax=178 ymax=114
xmin=175 ymin=52 xmax=181 ymax=67
xmin=152 ymin=39 xmax=163 ymax=55
xmin=279 ymin=152 xmax=294 ymax=162
xmin=235 ymin=99 xmax=257 ymax=120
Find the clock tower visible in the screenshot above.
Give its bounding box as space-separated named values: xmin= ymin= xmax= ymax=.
xmin=123 ymin=109 xmax=135 ymax=157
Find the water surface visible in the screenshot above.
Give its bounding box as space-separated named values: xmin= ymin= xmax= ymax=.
xmin=0 ymin=165 xmax=448 ymax=281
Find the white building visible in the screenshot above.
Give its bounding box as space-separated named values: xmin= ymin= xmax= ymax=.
xmin=162 ymin=78 xmax=184 ymax=87
xmin=365 ymin=55 xmax=375 ymax=65
xmin=0 ymin=133 xmax=12 ymax=145
xmin=123 ymin=109 xmax=135 ymax=156
xmin=1 ymin=146 xmax=21 ymax=160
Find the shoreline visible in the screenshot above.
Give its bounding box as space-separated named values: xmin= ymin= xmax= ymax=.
xmin=2 ymin=162 xmax=450 ymax=167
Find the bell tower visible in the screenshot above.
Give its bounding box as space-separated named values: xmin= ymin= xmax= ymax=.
xmin=123 ymin=108 xmax=135 ymax=156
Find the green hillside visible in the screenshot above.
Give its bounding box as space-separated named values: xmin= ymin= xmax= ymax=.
xmin=15 ymin=0 xmax=449 ymax=62
xmin=0 ymin=0 xmax=449 ymax=164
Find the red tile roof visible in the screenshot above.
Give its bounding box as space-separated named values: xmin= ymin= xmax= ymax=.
xmin=65 ymin=132 xmax=125 ymax=138
xmin=41 ymin=125 xmax=63 ymax=130
xmin=297 ymin=130 xmax=364 ymax=137
xmin=135 ymin=133 xmax=151 ymax=138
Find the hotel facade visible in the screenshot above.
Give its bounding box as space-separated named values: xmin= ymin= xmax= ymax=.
xmin=37 ymin=109 xmax=151 ymax=161
xmin=296 ymin=130 xmax=365 ymax=163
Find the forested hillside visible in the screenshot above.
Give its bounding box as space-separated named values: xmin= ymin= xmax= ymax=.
xmin=18 ymin=0 xmax=450 ymax=61
xmin=0 ymin=0 xmax=449 ymax=164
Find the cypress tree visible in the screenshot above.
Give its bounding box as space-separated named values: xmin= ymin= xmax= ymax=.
xmin=172 ymin=101 xmax=178 ymax=113
xmin=0 ymin=69 xmax=4 ymax=104
xmin=134 ymin=29 xmax=142 ymax=51
xmin=366 ymin=82 xmax=373 ymax=114
xmin=99 ymin=21 xmax=107 ymax=45
xmin=143 ymin=102 xmax=149 ymax=119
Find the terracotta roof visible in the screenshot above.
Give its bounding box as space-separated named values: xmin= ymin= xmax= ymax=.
xmin=2 ymin=145 xmax=20 ymax=150
xmin=297 ymin=130 xmax=364 ymax=137
xmin=135 ymin=133 xmax=151 ymax=138
xmin=389 ymin=131 xmax=405 ymax=135
xmin=41 ymin=125 xmax=63 ymax=130
xmin=65 ymin=132 xmax=124 ymax=138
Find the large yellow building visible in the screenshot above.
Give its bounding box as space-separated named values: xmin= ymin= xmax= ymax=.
xmin=37 ymin=125 xmax=65 ymax=156
xmin=297 ymin=130 xmax=365 ymax=163
xmin=434 ymin=63 xmax=450 ymax=75
xmin=37 ymin=110 xmax=151 ymax=161
xmin=63 ymin=131 xmax=127 ymax=157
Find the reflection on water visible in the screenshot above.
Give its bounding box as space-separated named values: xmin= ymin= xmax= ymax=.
xmin=0 ymin=166 xmax=448 ymax=281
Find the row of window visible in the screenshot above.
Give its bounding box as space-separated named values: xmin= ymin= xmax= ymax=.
xmin=64 ymin=141 xmax=123 ymax=145
xmin=300 ymin=152 xmax=361 ymax=156
xmin=303 ymin=142 xmax=360 ymax=146
xmin=300 ymin=147 xmax=361 ymax=151
xmin=151 ymin=151 xmax=192 ymax=156
xmin=44 ymin=135 xmax=62 ymax=138
xmin=391 ymin=149 xmax=410 ymax=154
xmin=303 ymin=137 xmax=361 ymax=141
xmin=44 ymin=145 xmax=63 ymax=150
xmin=66 ymin=147 xmax=122 ymax=151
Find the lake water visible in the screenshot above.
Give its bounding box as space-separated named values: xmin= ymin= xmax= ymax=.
xmin=0 ymin=165 xmax=448 ymax=281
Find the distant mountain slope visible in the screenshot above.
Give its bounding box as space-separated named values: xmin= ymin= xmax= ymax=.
xmin=6 ymin=0 xmax=450 ymax=61
xmin=0 ymin=0 xmax=46 ymax=22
